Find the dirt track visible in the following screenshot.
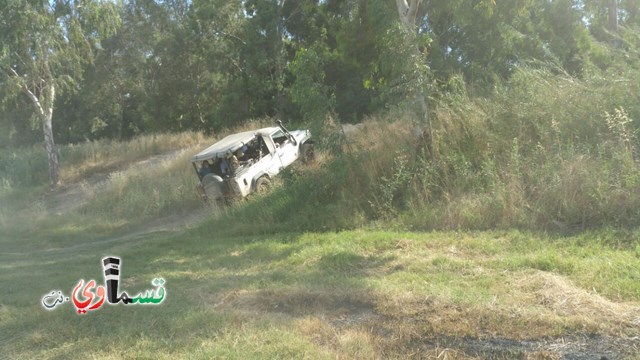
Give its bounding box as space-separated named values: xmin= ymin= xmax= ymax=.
xmin=0 ymin=148 xmax=209 ymax=258
xmin=45 ymin=149 xmax=187 ymax=215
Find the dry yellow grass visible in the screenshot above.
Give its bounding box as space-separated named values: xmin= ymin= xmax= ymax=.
xmin=58 ymin=131 xmax=209 ymax=184
xmin=512 ymin=271 xmax=640 ymax=335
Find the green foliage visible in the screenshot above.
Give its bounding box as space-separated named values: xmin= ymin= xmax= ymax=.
xmin=212 ymin=62 xmax=639 ymax=233
xmin=6 ymin=0 xmax=639 ymax=147
xmin=4 ymin=60 xmax=640 ymax=233
xmin=402 ymin=64 xmax=640 ymax=230
xmin=288 ymin=46 xmax=335 ymax=123
xmin=0 ymin=0 xmax=121 ymax=106
xmin=368 ymin=153 xmax=412 ymax=220
xmin=2 ymin=0 xmax=640 ymax=234
xmin=0 ymin=146 xmax=49 ymax=188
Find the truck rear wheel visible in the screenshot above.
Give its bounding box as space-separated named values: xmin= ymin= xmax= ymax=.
xmin=202 ymin=174 xmax=225 ymax=202
xmin=256 ymin=176 xmax=271 ymax=193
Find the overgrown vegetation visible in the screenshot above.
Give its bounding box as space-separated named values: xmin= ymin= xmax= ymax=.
xmin=200 ymin=66 xmax=638 ymax=234
xmin=3 ymin=0 xmax=639 ymax=146
xmin=3 ymin=64 xmax=639 ymax=235
xmin=2 ymin=1 xmax=640 ymax=357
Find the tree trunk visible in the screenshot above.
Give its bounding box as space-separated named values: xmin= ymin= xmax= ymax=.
xmin=395 ymin=0 xmax=434 ymax=160
xmin=608 ymin=0 xmax=619 ymax=33
xmin=274 ymin=0 xmax=286 ymax=120
xmin=43 ymin=114 xmax=59 ymax=189
xmin=395 ymin=0 xmax=420 ymax=30
xmin=43 ymin=83 xmax=59 ymax=189
xmin=609 ymin=0 xmax=620 ymax=47
xmin=19 ymin=78 xmax=60 ymax=189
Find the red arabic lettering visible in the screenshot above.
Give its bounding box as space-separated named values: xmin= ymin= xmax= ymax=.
xmin=72 ymin=279 xmax=106 ymax=314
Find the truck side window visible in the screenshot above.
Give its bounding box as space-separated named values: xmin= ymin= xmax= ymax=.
xmin=272 ymin=130 xmax=288 ymax=146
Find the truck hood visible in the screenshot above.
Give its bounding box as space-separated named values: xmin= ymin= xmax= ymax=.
xmin=290 ymin=129 xmax=311 ymax=143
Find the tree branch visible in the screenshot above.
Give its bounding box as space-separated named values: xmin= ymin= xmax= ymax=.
xmin=395 ymin=0 xmax=421 ymax=32
xmin=395 ymin=0 xmax=409 ymax=16
xmin=7 ymin=66 xmax=46 ymax=117
xmin=214 ymin=30 xmax=247 ymax=46
xmin=409 ymin=0 xmax=421 ymax=28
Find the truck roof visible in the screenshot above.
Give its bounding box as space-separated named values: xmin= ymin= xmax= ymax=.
xmin=190 ymin=126 xmax=279 ymax=162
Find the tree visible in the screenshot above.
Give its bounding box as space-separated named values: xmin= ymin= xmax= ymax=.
xmin=289 ymin=45 xmax=335 ymax=123
xmin=0 ymin=0 xmax=119 ymax=188
xmin=610 ymin=0 xmax=619 ymax=33
xmin=621 ymin=0 xmax=640 ymax=26
xmin=53 ymin=0 xmax=155 ymax=142
xmin=330 ymin=0 xmax=396 ymax=120
xmin=241 ymin=0 xmax=292 ymax=120
xmin=394 ymin=0 xmax=433 ymax=158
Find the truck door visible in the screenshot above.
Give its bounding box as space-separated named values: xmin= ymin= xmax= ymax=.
xmin=260 ymin=134 xmax=282 ymax=175
xmin=272 ymin=130 xmax=297 ymax=167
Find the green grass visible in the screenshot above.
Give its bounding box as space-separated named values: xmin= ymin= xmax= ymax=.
xmin=2 ymin=223 xmax=639 ymax=358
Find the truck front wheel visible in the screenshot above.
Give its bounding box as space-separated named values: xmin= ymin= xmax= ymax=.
xmin=302 ymin=143 xmax=315 ymax=163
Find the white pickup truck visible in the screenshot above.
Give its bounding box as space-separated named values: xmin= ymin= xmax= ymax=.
xmin=191 ymin=121 xmax=314 ymax=203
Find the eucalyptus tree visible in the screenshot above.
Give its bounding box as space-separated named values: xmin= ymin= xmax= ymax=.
xmin=394 ymin=0 xmax=434 ymax=158
xmin=0 ymin=0 xmax=119 ymax=188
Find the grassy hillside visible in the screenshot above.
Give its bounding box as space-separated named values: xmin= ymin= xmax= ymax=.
xmin=2 ymin=67 xmax=640 ymax=234
xmin=1 ymin=67 xmax=640 ymax=358
xmin=205 ymin=67 xmax=640 ymax=235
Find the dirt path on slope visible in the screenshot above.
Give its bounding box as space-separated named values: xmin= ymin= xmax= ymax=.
xmin=45 ymin=148 xmax=187 ymax=215
xmin=3 ymin=148 xmax=208 ymax=258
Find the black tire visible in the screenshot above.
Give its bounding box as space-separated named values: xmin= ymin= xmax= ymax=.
xmin=202 ymin=173 xmax=224 ymax=202
xmin=255 ymin=176 xmax=271 ymax=193
xmin=302 ymin=143 xmax=315 ymax=163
